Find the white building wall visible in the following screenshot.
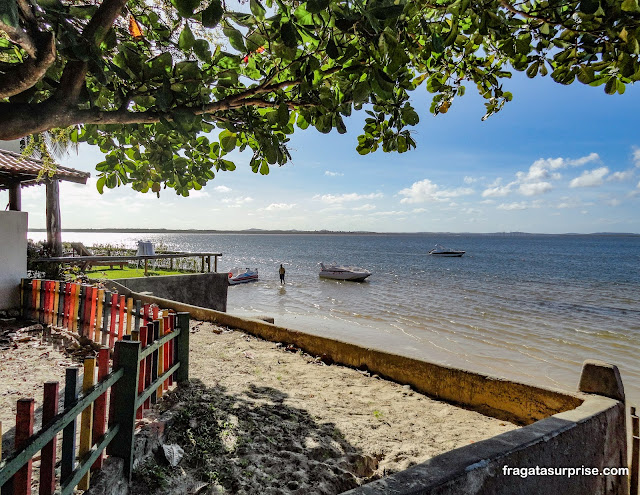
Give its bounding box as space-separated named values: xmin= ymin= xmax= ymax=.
xmin=0 ymin=211 xmax=28 ymax=310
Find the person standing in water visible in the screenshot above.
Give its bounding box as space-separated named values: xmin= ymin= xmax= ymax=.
xmin=279 ymin=264 xmax=286 ymax=284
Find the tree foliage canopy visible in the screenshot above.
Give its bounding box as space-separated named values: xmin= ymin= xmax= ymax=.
xmin=1 ymin=0 xmax=639 ymax=195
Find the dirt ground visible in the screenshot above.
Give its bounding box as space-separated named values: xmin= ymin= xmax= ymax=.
xmin=0 ymin=317 xmax=519 ymax=494
xmin=0 ymin=318 xmax=78 ymax=457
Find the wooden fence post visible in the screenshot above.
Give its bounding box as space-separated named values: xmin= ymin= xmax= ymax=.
xmin=175 ymin=312 xmax=190 ymax=384
xmin=632 ymin=406 xmax=639 ymax=495
xmin=126 ymin=298 xmax=134 ymax=335
xmin=52 ymin=282 xmax=60 ymax=328
xmin=92 ymin=348 xmax=109 ymax=471
xmin=14 ymin=398 xmax=35 ymax=495
xmin=136 ymin=323 xmax=147 ymax=419
xmin=134 ymin=300 xmax=141 ymax=333
xmin=61 ymin=367 xmax=79 ymax=482
xmin=101 ymin=291 xmax=111 ymax=347
xmin=143 ymin=322 xmax=153 ymax=410
xmin=77 ymin=286 xmax=86 ymax=336
xmin=107 ymin=340 xmax=141 ymax=481
xmin=150 ymin=320 xmax=159 ymax=405
xmin=78 ymin=357 xmax=95 ymax=490
xmin=117 ymin=295 xmax=125 ymax=342
xmin=40 ymin=382 xmax=59 ymax=495
xmin=108 ymin=293 xmax=117 ymax=348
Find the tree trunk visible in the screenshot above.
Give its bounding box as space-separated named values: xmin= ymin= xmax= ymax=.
xmin=46 ymin=179 xmax=62 ymax=257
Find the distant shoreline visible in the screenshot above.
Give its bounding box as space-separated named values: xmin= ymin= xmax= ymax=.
xmin=26 ymin=228 xmax=640 ymax=237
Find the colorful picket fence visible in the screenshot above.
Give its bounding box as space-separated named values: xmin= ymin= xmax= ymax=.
xmin=0 ymin=280 xmax=191 ymax=494
xmin=21 ymin=279 xmax=143 ymax=347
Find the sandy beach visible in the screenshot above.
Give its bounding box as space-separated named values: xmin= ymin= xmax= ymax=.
xmin=132 ymin=321 xmax=519 ymax=494
xmin=0 ymin=318 xmax=519 ymax=494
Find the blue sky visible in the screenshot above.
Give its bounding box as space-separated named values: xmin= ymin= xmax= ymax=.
xmin=3 ymin=72 xmax=640 ymax=234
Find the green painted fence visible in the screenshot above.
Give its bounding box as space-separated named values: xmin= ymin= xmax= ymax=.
xmin=0 ymin=280 xmax=190 ymax=494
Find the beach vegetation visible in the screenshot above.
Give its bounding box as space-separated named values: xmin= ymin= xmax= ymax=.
xmin=2 ymin=0 xmax=638 ymax=196
xmin=132 ymin=459 xmax=171 ymax=490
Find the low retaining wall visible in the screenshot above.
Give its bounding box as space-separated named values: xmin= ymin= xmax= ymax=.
xmin=114 ymin=273 xmax=228 ymax=312
xmin=98 ymin=291 xmax=630 ymax=494
xmin=345 ymin=394 xmax=627 ymax=495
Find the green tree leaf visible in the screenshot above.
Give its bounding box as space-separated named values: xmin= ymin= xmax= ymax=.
xmin=201 ymin=0 xmax=224 ymax=27
xmin=250 ymin=0 xmax=266 ymax=19
xmin=281 ymin=22 xmax=298 ymax=48
xmin=179 ymin=25 xmax=196 ymax=50
xmin=171 ymin=0 xmax=201 ymax=17
xmin=220 ymin=130 xmax=237 ymax=151
xmin=223 ymin=25 xmax=245 ymax=52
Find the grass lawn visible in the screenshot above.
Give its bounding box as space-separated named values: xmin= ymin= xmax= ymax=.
xmin=85 ymin=265 xmax=186 ymax=279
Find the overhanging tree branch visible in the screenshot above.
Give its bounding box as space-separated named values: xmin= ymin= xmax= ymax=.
xmin=0 ymin=31 xmax=55 ymax=100
xmin=54 ymin=0 xmax=130 ymax=103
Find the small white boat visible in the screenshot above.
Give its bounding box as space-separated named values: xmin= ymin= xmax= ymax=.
xmin=319 ymin=263 xmax=371 ymax=282
xmin=228 ymin=268 xmax=259 ymax=284
xmin=428 ymin=244 xmax=465 ymax=257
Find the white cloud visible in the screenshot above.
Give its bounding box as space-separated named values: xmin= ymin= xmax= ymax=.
xmin=325 ymin=171 xmax=344 ymax=177
xmin=497 ymin=202 xmax=529 ymax=210
xmin=213 ymin=185 xmax=232 ymax=193
xmin=569 ymin=167 xmax=609 ymax=188
xmin=222 ymin=196 xmax=253 ymax=206
xmin=370 ymin=210 xmax=406 ymax=217
xmin=463 ymin=176 xmax=478 ymax=185
xmin=485 ymin=153 xmax=600 ymax=199
xmin=482 ymin=179 xmax=514 ymax=198
xmin=518 ymin=182 xmax=552 ymax=196
xmin=263 ymin=203 xmax=296 ymax=211
xmin=608 ymin=170 xmax=634 ymax=182
xmin=412 ymin=208 xmax=427 ymax=213
xmin=398 ymin=179 xmax=473 ymax=204
xmin=555 ymin=197 xmax=586 ymax=209
xmin=187 ymin=190 xmax=210 ymax=199
xmin=567 ymin=153 xmax=600 ymax=167
xmin=633 ymin=148 xmax=640 ymax=167
xmin=606 ymin=198 xmax=621 ymax=207
xmin=315 ymin=192 xmax=383 ymax=204
xmin=352 ymin=204 xmax=376 ymax=211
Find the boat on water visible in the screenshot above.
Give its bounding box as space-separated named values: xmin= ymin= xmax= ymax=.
xmin=228 ymin=268 xmax=259 ymax=284
xmin=319 ymin=263 xmax=372 ymax=282
xmin=428 ymin=244 xmax=465 ymax=257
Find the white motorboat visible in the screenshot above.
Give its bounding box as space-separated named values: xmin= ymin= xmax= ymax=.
xmin=228 ymin=268 xmax=259 ymax=284
xmin=319 ymin=263 xmax=371 ymax=282
xmin=428 ymin=244 xmax=465 ymax=257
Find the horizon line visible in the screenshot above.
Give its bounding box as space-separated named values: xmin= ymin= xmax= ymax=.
xmin=26 ymin=228 xmax=640 ymax=236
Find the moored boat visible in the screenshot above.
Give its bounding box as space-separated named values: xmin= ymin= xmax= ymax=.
xmin=428 ymin=244 xmax=465 ymax=257
xmin=319 ymin=263 xmax=371 ymax=282
xmin=228 ymin=268 xmax=259 ymax=284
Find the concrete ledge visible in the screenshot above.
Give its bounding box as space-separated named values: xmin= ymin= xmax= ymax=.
xmin=108 ymin=273 xmax=228 ymax=312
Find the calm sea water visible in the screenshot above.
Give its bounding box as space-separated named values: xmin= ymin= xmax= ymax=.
xmin=30 ymin=231 xmax=640 ymax=405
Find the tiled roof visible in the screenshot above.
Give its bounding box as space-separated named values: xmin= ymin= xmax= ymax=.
xmin=0 ymin=148 xmax=90 ymax=190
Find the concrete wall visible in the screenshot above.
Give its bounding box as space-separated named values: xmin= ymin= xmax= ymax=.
xmin=95 ymin=292 xmax=630 ymax=494
xmin=0 ymin=211 xmax=28 ymax=310
xmin=344 ymin=394 xmax=627 ymax=495
xmin=114 ymin=273 xmax=228 ymax=312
